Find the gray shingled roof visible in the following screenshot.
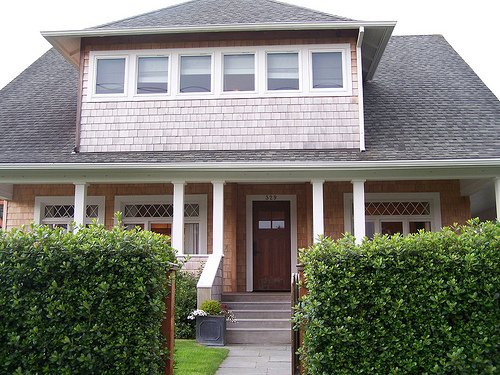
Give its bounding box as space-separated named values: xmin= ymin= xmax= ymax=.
xmin=91 ymin=0 xmax=354 ymax=30
xmin=0 ymin=35 xmax=499 ymax=164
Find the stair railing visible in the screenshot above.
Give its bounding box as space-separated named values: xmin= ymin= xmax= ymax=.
xmin=196 ymin=252 xmax=224 ymax=307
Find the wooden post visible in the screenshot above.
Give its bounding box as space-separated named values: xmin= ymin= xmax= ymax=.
xmin=297 ymin=264 xmax=306 ymax=375
xmin=162 ymin=264 xmax=178 ymax=375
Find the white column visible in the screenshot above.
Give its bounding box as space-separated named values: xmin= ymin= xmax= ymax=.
xmin=311 ymin=180 xmax=325 ymax=243
xmin=351 ymin=180 xmax=366 ymax=245
xmin=74 ymin=182 xmax=88 ymax=230
xmin=495 ymin=178 xmax=500 ymax=220
xmin=172 ymin=181 xmax=185 ymax=254
xmin=212 ymin=181 xmax=225 ymax=256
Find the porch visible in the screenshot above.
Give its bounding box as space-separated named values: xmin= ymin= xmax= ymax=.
xmin=2 ymin=177 xmax=498 ymax=299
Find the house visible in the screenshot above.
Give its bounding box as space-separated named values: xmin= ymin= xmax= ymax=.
xmin=1 ymin=0 xmax=499 ymax=344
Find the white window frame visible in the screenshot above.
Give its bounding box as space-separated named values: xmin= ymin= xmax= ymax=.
xmin=34 ymin=196 xmax=106 ymax=227
xmin=265 ymin=50 xmax=302 ymax=93
xmin=87 ymin=43 xmax=352 ymax=101
xmin=177 ymin=53 xmax=214 ymax=96
xmin=221 ymin=52 xmax=257 ymax=94
xmin=134 ymin=54 xmax=171 ymax=97
xmin=89 ymin=55 xmax=129 ymax=98
xmin=113 ymin=194 xmax=208 ymax=255
xmin=309 ymin=48 xmax=348 ymax=92
xmin=343 ymin=193 xmax=442 ymax=237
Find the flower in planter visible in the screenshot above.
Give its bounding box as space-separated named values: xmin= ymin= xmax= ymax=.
xmin=187 ymin=300 xmax=237 ymax=323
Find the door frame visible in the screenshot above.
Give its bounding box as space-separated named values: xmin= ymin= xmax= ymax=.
xmin=245 ymin=194 xmax=297 ymax=292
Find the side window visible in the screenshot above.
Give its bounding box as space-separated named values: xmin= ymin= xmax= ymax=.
xmin=137 ymin=56 xmax=169 ymax=94
xmin=344 ymin=193 xmax=441 ymax=238
xmin=34 ymin=196 xmax=105 ymax=231
xmin=116 ymin=195 xmax=207 ymax=255
xmin=267 ymin=52 xmax=299 ymax=91
xmin=95 ymin=58 xmax=126 ymax=94
xmin=179 ymin=55 xmax=212 ymax=93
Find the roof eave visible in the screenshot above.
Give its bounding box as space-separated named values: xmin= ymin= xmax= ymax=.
xmin=42 ymin=20 xmax=396 ymax=69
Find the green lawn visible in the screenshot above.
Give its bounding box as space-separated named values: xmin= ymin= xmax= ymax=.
xmin=174 ymin=339 xmax=229 ymax=375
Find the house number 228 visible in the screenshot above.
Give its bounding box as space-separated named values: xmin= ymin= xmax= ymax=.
xmin=265 ymin=195 xmax=277 ymax=201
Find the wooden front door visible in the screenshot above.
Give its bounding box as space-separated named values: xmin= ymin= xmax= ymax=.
xmin=253 ymin=200 xmax=291 ymax=291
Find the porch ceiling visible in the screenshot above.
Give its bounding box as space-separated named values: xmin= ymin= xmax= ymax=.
xmin=1 ymin=159 xmax=499 ymax=184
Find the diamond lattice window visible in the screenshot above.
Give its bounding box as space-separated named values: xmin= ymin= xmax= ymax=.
xmin=365 ymin=202 xmax=431 ymax=216
xmin=124 ymin=203 xmax=199 ymax=218
xmin=44 ymin=204 xmax=99 ymax=219
xmin=184 ymin=204 xmax=199 ymax=217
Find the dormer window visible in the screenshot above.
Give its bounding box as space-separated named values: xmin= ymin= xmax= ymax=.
xmin=180 ymin=55 xmax=212 ymax=93
xmin=311 ymin=51 xmax=343 ymax=89
xmin=88 ymin=43 xmax=351 ymax=100
xmin=137 ymin=56 xmax=168 ymax=94
xmin=267 ymin=52 xmax=299 ymax=91
xmin=95 ymin=58 xmax=126 ymax=94
xmin=223 ymin=54 xmax=255 ymax=92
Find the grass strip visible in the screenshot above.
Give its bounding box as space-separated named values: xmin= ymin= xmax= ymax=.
xmin=174 ymin=339 xmax=229 ymax=375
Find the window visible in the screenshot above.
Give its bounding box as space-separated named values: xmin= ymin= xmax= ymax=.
xmin=267 ymin=53 xmax=299 ymax=91
xmin=223 ymin=54 xmax=255 ymax=92
xmin=34 ymin=196 xmax=105 ymax=231
xmin=88 ymin=44 xmax=351 ymax=100
xmin=115 ymin=195 xmax=207 ymax=255
xmin=311 ymin=51 xmax=343 ymax=89
xmin=95 ymin=58 xmax=126 ymax=94
xmin=137 ymin=56 xmax=168 ymax=94
xmin=343 ymin=193 xmax=441 ymax=238
xmin=180 ymin=55 xmax=212 ymax=93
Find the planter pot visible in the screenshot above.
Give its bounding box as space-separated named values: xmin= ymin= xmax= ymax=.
xmin=196 ymin=315 xmax=226 ymax=346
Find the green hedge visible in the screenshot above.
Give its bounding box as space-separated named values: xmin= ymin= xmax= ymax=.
xmin=174 ymin=268 xmax=198 ymax=339
xmin=293 ymin=220 xmax=500 ymax=374
xmin=0 ymin=223 xmax=177 ymax=375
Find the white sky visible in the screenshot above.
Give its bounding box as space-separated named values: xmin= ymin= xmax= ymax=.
xmin=0 ymin=0 xmax=499 ymax=99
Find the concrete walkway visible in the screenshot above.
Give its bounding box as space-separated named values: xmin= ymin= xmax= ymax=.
xmin=214 ymin=344 xmax=291 ymax=375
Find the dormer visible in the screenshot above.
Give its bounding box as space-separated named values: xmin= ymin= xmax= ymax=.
xmin=42 ymin=0 xmax=395 ymax=153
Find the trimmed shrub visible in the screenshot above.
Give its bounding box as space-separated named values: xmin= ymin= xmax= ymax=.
xmin=199 ymin=300 xmax=222 ymax=316
xmin=293 ymin=220 xmax=500 ymax=374
xmin=174 ymin=269 xmax=198 ymax=339
xmin=0 ymin=223 xmax=177 ymax=375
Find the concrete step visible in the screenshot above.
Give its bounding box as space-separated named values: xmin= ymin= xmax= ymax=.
xmin=222 ymin=292 xmax=290 ymax=302
xmin=226 ymin=327 xmax=291 ymax=344
xmin=230 ymin=309 xmax=291 ymax=320
xmin=227 ymin=318 xmax=291 ymax=329
xmin=221 ymin=293 xmax=293 ymax=344
xmin=223 ymin=301 xmax=290 ymax=311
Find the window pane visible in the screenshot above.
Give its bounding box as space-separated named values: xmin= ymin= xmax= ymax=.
xmin=224 ymin=54 xmax=255 ymax=91
xmin=96 ymin=58 xmax=125 ymax=94
xmin=381 ymin=222 xmax=403 ymax=236
xmin=365 ymin=221 xmax=375 ymax=239
xmin=259 ymin=220 xmax=271 ymax=229
xmin=410 ymin=221 xmax=431 ymax=233
xmin=180 ymin=55 xmax=211 ymax=93
xmin=151 ymin=223 xmax=171 ymax=236
xmin=267 ymin=53 xmax=299 ymax=90
xmin=137 ymin=57 xmax=168 ymax=94
xmin=312 ymin=52 xmax=343 ymax=89
xmin=272 ymin=220 xmax=285 ymax=229
xmin=185 ymin=223 xmax=199 ymax=254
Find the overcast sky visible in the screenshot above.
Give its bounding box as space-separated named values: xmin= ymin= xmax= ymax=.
xmin=0 ymin=0 xmax=499 ymax=99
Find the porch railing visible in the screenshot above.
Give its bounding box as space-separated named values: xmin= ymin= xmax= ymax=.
xmin=196 ymin=252 xmax=224 ymax=307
